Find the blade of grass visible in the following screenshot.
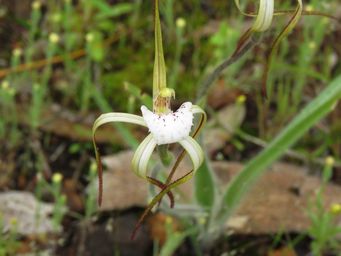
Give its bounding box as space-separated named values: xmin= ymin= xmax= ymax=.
xmin=194 ymin=149 xmax=217 ymax=209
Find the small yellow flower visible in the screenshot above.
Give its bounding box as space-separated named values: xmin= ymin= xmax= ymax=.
xmin=32 ymin=1 xmax=42 ymax=10
xmin=86 ymin=33 xmax=95 ymax=43
xmin=237 ymin=95 xmax=246 ymax=104
xmin=165 ymin=216 xmax=173 ymax=225
xmin=1 ymin=80 xmax=9 ymax=90
xmin=49 ymin=33 xmax=60 ymax=44
xmin=330 ymin=203 xmax=341 ymax=215
xmin=176 ymin=18 xmax=186 ymax=29
xmin=90 ymin=162 xmax=97 ymax=175
xmin=308 ymin=42 xmax=316 ymax=50
xmin=12 ymin=48 xmax=23 ymax=57
xmin=52 ymin=173 xmax=63 ymax=183
xmin=325 ymin=156 xmax=335 ymax=167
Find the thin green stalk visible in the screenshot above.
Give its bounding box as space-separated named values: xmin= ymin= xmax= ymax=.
xmin=25 ymin=2 xmax=42 ymax=65
xmin=63 ymin=0 xmax=76 ymax=71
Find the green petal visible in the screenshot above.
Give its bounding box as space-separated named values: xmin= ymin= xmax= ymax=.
xmin=92 ymin=112 xmax=146 ymax=206
xmin=178 ymin=136 xmax=204 ymax=173
xmin=132 ymin=134 xmax=157 ymax=178
xmin=93 ymin=112 xmax=147 ymax=133
xmin=253 ymin=0 xmax=274 ymax=32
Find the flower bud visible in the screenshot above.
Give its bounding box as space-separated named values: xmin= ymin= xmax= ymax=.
xmin=32 ymin=1 xmax=42 ymax=10
xmin=236 ymin=95 xmax=246 ymax=104
xmin=176 ymin=18 xmax=186 ymax=29
xmin=325 ymin=156 xmax=335 ymax=167
xmin=1 ymin=80 xmax=9 ymax=90
xmin=86 ymin=33 xmax=94 ymax=43
xmin=12 ymin=48 xmax=23 ymax=57
xmin=49 ymin=33 xmax=60 ymax=44
xmin=330 ymin=203 xmax=341 ymax=215
xmin=52 ymin=173 xmax=63 ymax=183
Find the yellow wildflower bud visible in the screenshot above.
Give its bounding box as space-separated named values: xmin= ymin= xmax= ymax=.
xmin=86 ymin=33 xmax=94 ymax=43
xmin=165 ymin=216 xmax=173 ymax=225
xmin=325 ymin=156 xmax=335 ymax=167
xmin=49 ymin=33 xmax=60 ymax=44
xmin=32 ymin=1 xmax=42 ymax=10
xmin=90 ymin=162 xmax=97 ymax=175
xmin=236 ymin=95 xmax=246 ymax=104
xmin=330 ymin=203 xmax=341 ymax=215
xmin=52 ymin=173 xmax=63 ymax=183
xmin=159 ymin=88 xmax=175 ymax=98
xmin=13 ymin=48 xmax=23 ymax=57
xmin=176 ymin=18 xmax=186 ymax=29
xmin=308 ymin=42 xmax=316 ymax=50
xmin=1 ymin=80 xmax=9 ymax=90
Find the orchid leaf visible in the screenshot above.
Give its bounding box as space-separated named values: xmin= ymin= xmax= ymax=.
xmin=194 ymin=154 xmax=216 ymax=209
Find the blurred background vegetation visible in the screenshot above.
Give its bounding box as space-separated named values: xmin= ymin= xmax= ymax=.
xmin=0 ymin=0 xmax=340 ymax=255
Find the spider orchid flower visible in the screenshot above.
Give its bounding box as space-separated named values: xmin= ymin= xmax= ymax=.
xmin=92 ymin=101 xmax=206 ymax=205
xmin=92 ymin=0 xmax=206 ymax=209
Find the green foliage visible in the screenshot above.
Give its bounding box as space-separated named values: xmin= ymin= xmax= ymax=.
xmin=0 ymin=214 xmax=20 ymax=256
xmin=307 ymin=159 xmax=341 ymax=255
xmin=204 ymin=75 xmax=341 ymax=244
xmin=0 ymin=0 xmax=340 ymax=254
xmin=194 ymin=152 xmax=216 ymax=209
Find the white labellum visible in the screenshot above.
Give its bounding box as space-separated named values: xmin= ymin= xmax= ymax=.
xmin=141 ymin=102 xmax=194 ymax=145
